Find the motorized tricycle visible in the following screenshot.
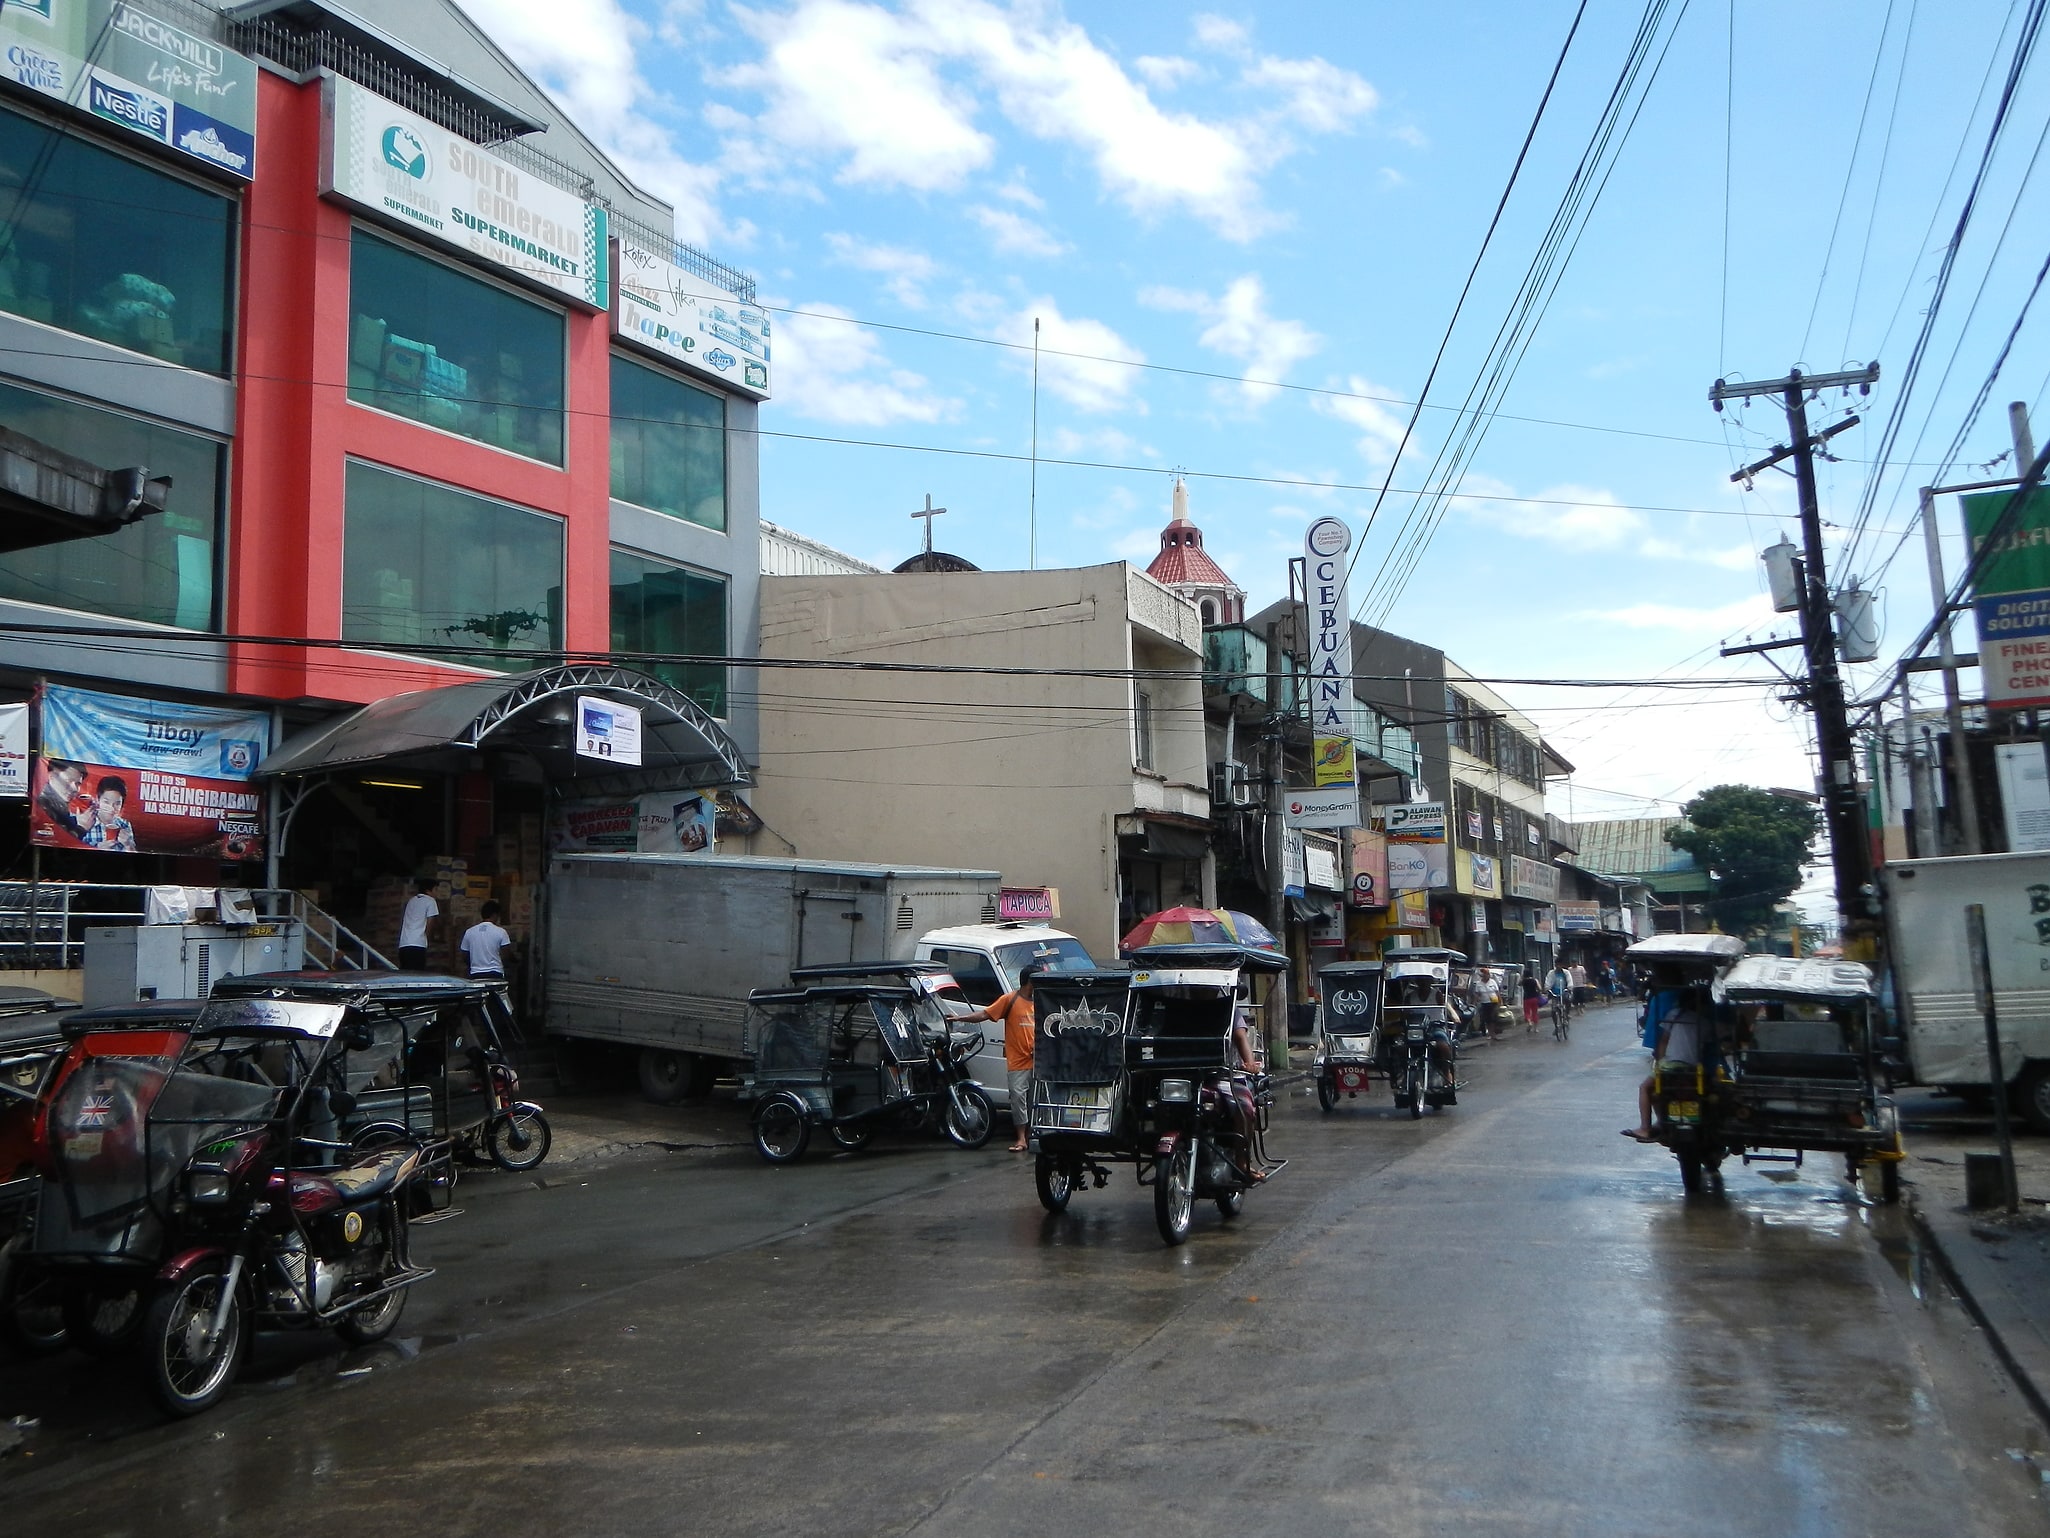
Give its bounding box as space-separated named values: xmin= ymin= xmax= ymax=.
xmin=0 ymin=988 xmax=86 ymax=1354
xmin=742 ymin=980 xmax=995 ymax=1162
xmin=24 ymin=992 xmax=434 ymax=1415
xmin=1031 ymin=944 xmax=1288 ymax=1246
xmin=211 ymin=972 xmax=551 ymax=1181
xmin=1626 ymin=932 xmax=1745 ymax=1192
xmin=1312 ymin=960 xmax=1382 ymax=1111
xmin=1380 ymin=948 xmax=1464 ymax=1117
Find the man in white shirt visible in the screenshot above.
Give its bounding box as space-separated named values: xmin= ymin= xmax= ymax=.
xmin=460 ymin=901 xmax=513 ymax=979
xmin=1623 ymin=986 xmax=1707 ymax=1142
xmin=397 ymin=876 xmax=441 ymax=971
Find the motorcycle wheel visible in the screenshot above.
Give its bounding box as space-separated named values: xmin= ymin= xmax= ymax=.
xmin=142 ymin=1262 xmax=247 ymax=1417
xmin=0 ymin=1242 xmax=66 ymax=1357
xmin=486 ymin=1108 xmax=552 ymax=1173
xmin=335 ymin=1280 xmax=408 ymax=1347
xmin=63 ymin=1288 xmax=143 ymax=1358
xmin=828 ymin=1121 xmax=874 ymax=1152
xmin=1034 ymin=1154 xmax=1073 ymax=1213
xmin=1409 ymin=1065 xmax=1425 ymax=1119
xmin=1154 ymin=1142 xmax=1195 ymax=1246
xmin=753 ymin=1098 xmax=811 ymax=1164
xmin=943 ymin=1084 xmax=995 ymax=1150
xmin=1316 ymin=1077 xmax=1338 ymax=1113
xmin=1216 ymin=1187 xmax=1244 ymax=1220
xmin=1677 ymin=1151 xmax=1704 ymax=1194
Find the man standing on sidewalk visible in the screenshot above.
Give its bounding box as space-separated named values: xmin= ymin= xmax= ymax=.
xmin=460 ymin=900 xmax=513 ymax=980
xmin=983 ymin=967 xmax=1040 ymax=1154
xmin=397 ymin=875 xmax=441 ymax=971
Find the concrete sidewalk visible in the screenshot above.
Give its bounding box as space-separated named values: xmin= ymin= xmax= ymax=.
xmin=1900 ymin=1090 xmax=2050 ymax=1426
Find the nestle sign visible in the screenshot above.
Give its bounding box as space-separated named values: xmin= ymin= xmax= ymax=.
xmin=998 ymin=886 xmax=1059 ymax=922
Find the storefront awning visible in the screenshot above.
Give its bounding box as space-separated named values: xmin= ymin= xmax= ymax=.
xmin=258 ymin=664 xmax=752 ymax=793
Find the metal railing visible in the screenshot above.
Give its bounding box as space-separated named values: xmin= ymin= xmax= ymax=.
xmin=0 ymin=882 xmax=390 ymax=972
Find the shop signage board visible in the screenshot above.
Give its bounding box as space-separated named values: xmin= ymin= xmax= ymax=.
xmin=616 ymin=239 xmax=771 ymax=398
xmin=1282 ymin=827 xmax=1307 ymax=896
xmin=1305 ymin=838 xmax=1341 ymax=891
xmin=0 ymin=702 xmax=24 ymax=796
xmin=1384 ymin=800 xmax=1445 ymax=839
xmin=1966 ymin=487 xmax=2050 ymax=709
xmin=1509 ymin=853 xmax=1559 ymax=903
xmin=1464 ymin=808 xmax=1483 ymax=840
xmin=1557 ymin=900 xmax=1601 ymax=932
xmin=575 ymin=696 xmax=642 ymax=766
xmin=1470 ymin=900 xmax=1488 ymax=933
xmin=1348 ymin=828 xmax=1387 ymax=910
xmin=1468 ymin=852 xmax=1498 ymax=897
xmin=1394 ymin=890 xmax=1430 ymax=927
xmin=997 ymin=886 xmax=1060 ymax=921
xmin=1994 ymin=742 xmax=2050 ymax=852
xmin=0 ymin=0 xmax=258 ymax=178
xmin=1387 ymin=840 xmax=1448 ymax=891
xmin=1285 ymin=785 xmax=1357 ymax=829
xmin=32 ymin=684 xmax=266 ymax=859
xmin=1302 ymin=517 xmax=1358 ymax=817
xmin=550 ymin=791 xmax=715 ymax=854
xmin=323 ymin=75 xmax=608 ymax=309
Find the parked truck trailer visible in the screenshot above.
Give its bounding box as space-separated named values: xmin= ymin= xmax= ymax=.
xmin=1881 ymin=851 xmax=2050 ymax=1131
xmin=544 ymin=853 xmax=1002 ymax=1102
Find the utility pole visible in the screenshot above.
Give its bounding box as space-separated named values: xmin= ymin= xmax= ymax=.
xmin=1713 ymin=364 xmax=1880 ymax=944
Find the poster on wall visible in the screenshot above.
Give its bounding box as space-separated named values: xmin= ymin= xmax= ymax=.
xmin=636 ymin=791 xmax=716 ymax=854
xmin=551 ymin=792 xmax=716 ymax=854
xmin=322 ymin=75 xmax=608 ymax=308
xmin=32 ymin=684 xmax=267 ymax=859
xmin=0 ymin=0 xmax=260 ymax=178
xmin=616 ymin=239 xmax=772 ymax=398
xmin=575 ymin=696 xmax=642 ymax=766
xmin=0 ymin=702 xmax=25 ymax=796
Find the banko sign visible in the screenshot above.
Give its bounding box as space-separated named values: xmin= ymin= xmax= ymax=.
xmin=616 ymin=240 xmax=771 ymax=399
xmin=1302 ymin=517 xmax=1358 ymax=825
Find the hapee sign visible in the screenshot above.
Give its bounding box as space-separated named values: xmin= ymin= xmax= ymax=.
xmin=616 ymin=239 xmax=771 ymax=399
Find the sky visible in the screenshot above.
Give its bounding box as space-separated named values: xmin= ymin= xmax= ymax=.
xmin=456 ymin=0 xmax=2050 ymax=904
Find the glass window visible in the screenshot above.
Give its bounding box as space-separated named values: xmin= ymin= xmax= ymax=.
xmin=609 ymin=548 xmax=726 ymax=715
xmin=0 ymin=380 xmax=221 ymax=626
xmin=0 ymin=104 xmax=233 ymax=373
xmin=348 ymin=231 xmax=564 ymax=464
xmin=610 ymin=354 xmax=726 ymax=531
xmin=343 ymin=461 xmax=562 ymax=671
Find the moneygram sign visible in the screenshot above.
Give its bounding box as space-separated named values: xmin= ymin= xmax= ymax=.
xmin=322 ymin=76 xmax=608 ymax=310
xmin=616 ymin=239 xmax=771 ymax=399
xmin=1302 ymin=516 xmax=1358 ymax=824
xmin=1967 ymin=487 xmax=2050 ymax=709
xmin=0 ymin=0 xmax=257 ymax=178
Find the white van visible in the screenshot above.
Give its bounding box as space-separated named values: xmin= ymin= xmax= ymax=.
xmin=914 ymin=923 xmax=1098 ymax=1106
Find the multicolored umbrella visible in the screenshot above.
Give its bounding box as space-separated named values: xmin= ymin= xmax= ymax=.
xmin=1121 ymin=906 xmax=1280 ymax=954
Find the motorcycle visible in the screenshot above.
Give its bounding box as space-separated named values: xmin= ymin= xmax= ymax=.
xmin=27 ymin=992 xmax=434 ymax=1415
xmin=1380 ymin=949 xmax=1463 ymax=1118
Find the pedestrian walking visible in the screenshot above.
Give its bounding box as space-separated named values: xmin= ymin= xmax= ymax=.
xmin=1521 ymin=969 xmax=1542 ymax=1031
xmin=982 ymin=966 xmax=1041 ymax=1153
xmin=1570 ymin=961 xmax=1590 ymax=1011
xmin=397 ymin=875 xmax=441 ymax=971
xmin=459 ymin=899 xmax=513 ymax=980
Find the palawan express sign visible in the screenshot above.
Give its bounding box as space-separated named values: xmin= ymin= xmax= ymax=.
xmin=616 ymin=239 xmax=771 ymax=399
xmin=322 ymin=76 xmax=608 ymax=309
xmin=0 ymin=0 xmax=257 ymax=177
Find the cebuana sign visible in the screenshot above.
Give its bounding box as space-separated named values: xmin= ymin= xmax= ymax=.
xmin=1302 ymin=516 xmax=1358 ymax=822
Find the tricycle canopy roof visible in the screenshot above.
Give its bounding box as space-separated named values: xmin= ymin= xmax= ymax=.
xmin=1384 ymin=947 xmax=1469 ymax=964
xmin=1317 ymin=961 xmax=1385 ymax=981
xmin=210 ymin=971 xmax=506 ymax=1009
xmin=58 ymin=999 xmax=207 ymax=1039
xmin=790 ymin=960 xmax=954 ymax=985
xmin=1714 ymin=955 xmax=1877 ymax=1005
xmin=191 ymin=997 xmax=348 ymax=1039
xmin=1624 ymin=933 xmax=1746 ymax=964
xmin=1126 ymin=944 xmax=1289 ymax=975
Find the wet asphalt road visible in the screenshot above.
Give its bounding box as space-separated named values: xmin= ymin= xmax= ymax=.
xmin=4 ymin=999 xmax=2048 ymax=1536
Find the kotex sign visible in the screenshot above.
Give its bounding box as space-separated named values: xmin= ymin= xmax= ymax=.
xmin=32 ymin=683 xmax=267 ymax=859
xmin=323 ymin=75 xmax=608 ymax=309
xmin=0 ymin=0 xmax=258 ymax=178
xmin=616 ymin=239 xmax=771 ymax=399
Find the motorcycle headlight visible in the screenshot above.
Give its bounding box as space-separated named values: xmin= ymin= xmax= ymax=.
xmin=1332 ymin=1036 xmax=1371 ymax=1055
xmin=186 ymin=1164 xmax=232 ymax=1204
xmin=1158 ymin=1078 xmax=1194 ymax=1103
xmin=1406 ymin=1026 xmax=1426 ymax=1041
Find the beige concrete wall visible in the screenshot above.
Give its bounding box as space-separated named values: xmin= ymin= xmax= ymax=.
xmin=750 ymin=563 xmax=1206 ymax=957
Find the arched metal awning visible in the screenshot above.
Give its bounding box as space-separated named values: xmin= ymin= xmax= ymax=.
xmin=257 ymin=663 xmax=753 ymax=794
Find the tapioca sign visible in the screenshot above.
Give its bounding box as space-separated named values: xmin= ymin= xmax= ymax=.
xmin=997 ymin=887 xmax=1060 ymax=922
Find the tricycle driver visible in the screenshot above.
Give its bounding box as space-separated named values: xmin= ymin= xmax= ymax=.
xmin=1623 ymin=972 xmax=1708 ymax=1143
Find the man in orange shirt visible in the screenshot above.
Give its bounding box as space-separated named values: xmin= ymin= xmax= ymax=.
xmin=984 ymin=967 xmax=1040 ymax=1153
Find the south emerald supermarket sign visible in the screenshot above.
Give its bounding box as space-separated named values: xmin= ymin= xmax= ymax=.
xmin=322 ymin=75 xmax=608 ymax=310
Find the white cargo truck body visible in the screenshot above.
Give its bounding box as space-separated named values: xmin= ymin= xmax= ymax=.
xmin=544 ymin=854 xmax=1001 ymax=1096
xmin=1880 ymin=852 xmax=2050 ymax=1088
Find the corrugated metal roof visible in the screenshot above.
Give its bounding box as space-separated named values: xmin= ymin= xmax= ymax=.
xmin=1570 ymin=817 xmax=1701 ymax=878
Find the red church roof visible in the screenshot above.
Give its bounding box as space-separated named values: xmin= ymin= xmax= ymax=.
xmin=1146 ymin=517 xmax=1237 ymax=589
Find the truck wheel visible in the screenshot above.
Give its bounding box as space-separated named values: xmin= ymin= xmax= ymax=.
xmin=637 ymin=1048 xmax=690 ymax=1105
xmin=2018 ymin=1064 xmax=2050 ymax=1136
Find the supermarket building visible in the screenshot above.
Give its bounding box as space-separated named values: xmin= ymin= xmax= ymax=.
xmin=0 ymin=0 xmax=763 ymax=962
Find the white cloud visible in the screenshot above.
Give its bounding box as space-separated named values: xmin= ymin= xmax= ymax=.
xmin=1313 ymin=375 xmax=1413 ymax=467
xmin=1460 ymin=477 xmax=1644 ymax=547
xmin=1135 ymin=54 xmax=1201 ymax=89
xmin=1004 ymin=301 xmax=1146 ymax=414
xmin=1584 ymin=595 xmax=1777 ymax=633
xmin=1140 ymin=273 xmax=1320 ymax=399
xmin=1378 ymin=166 xmax=1405 ymax=189
xmin=1192 ymin=14 xmax=1251 ymax=54
xmin=1639 ymin=535 xmax=1755 ymax=571
xmin=1047 ymin=426 xmax=1153 ymax=461
xmin=1391 ymin=123 xmax=1428 ymax=149
xmin=825 ymin=232 xmax=939 ymax=308
xmin=773 ymin=302 xmax=957 ymax=425
xmin=715 ymin=1 xmax=1377 ymax=242
xmin=454 ymin=0 xmax=730 ymax=243
xmin=996 ymin=176 xmax=1044 ymax=209
xmin=970 ymin=205 xmax=1071 ymax=257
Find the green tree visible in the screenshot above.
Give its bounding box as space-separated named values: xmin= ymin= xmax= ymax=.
xmin=1666 ymin=785 xmax=1819 ymax=934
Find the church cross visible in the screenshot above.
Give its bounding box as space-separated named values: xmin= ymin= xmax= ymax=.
xmin=911 ymin=493 xmax=947 ymax=555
